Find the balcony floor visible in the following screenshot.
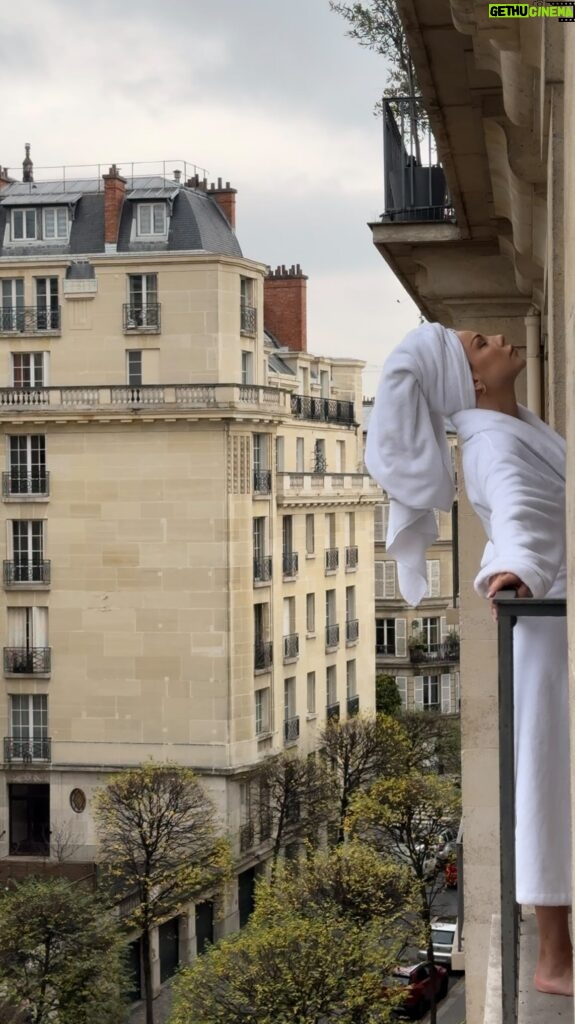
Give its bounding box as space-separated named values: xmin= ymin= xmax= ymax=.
xmin=484 ymin=914 xmax=572 ymax=1024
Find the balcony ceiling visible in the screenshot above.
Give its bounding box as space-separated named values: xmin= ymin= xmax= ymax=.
xmin=371 ymin=0 xmax=546 ymax=325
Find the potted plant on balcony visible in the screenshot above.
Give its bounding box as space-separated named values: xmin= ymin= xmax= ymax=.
xmin=408 ymin=631 xmax=427 ymax=664
xmin=445 ymin=632 xmax=460 ymax=659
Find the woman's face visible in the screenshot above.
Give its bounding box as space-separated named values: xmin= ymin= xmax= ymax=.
xmin=456 ymin=330 xmax=525 ymax=394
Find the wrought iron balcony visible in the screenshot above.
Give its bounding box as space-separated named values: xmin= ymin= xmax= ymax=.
xmin=381 ymin=97 xmax=455 ymax=224
xmin=239 ymin=821 xmax=255 ymax=853
xmin=346 ymin=619 xmax=359 ymax=644
xmin=0 ymin=306 xmax=61 ymax=334
xmin=409 ymin=640 xmax=460 ymax=665
xmin=4 ymin=647 xmax=51 ymax=675
xmin=253 ymin=470 xmax=272 ymax=495
xmin=259 ymin=808 xmax=273 ymax=840
xmin=254 ymin=640 xmax=273 ymax=672
xmin=122 ymin=303 xmax=161 ymax=331
xmin=347 ymin=695 xmax=360 ymax=717
xmin=325 ymin=548 xmax=339 ymax=572
xmin=3 ymin=560 xmax=51 ymax=586
xmin=2 ymin=472 xmax=49 ymax=498
xmin=325 ymin=624 xmax=340 ymax=650
xmin=290 ymin=394 xmax=355 ymax=427
xmin=326 ymin=702 xmax=340 ymax=722
xmin=345 ymin=545 xmax=358 ymax=570
xmin=284 ymin=716 xmax=300 ymax=744
xmin=4 ymin=736 xmax=51 ymax=762
xmin=253 ymin=556 xmax=272 ymax=584
xmin=282 ymin=551 xmax=299 ymax=578
xmin=240 ymin=304 xmax=257 ymax=335
xmin=283 ymin=633 xmax=299 ymax=662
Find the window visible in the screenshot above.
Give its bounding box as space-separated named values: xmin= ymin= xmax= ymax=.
xmin=10 ymin=520 xmax=45 ymax=583
xmin=35 ymin=278 xmax=59 ymax=330
xmin=336 ymin=440 xmax=346 ymax=473
xmin=8 ymin=435 xmax=46 ymax=495
xmin=127 ymin=274 xmax=159 ymax=329
xmin=375 ymin=560 xmax=396 ymax=599
xmin=127 ymin=350 xmax=143 ymax=386
xmin=240 ymin=278 xmax=256 ymax=334
xmin=320 ymin=369 xmax=330 ymax=398
xmin=255 ymin=687 xmax=270 ymax=734
xmin=325 ymin=512 xmax=336 ymax=548
xmin=275 ymin=436 xmax=284 ymax=472
xmin=9 ymin=783 xmax=50 ymax=855
xmin=282 ymin=515 xmax=293 ymax=555
xmin=43 ymin=207 xmax=69 ymax=240
xmin=306 ymin=593 xmax=315 ymax=634
xmin=374 ymin=504 xmax=389 ymax=543
xmin=313 ymin=438 xmax=326 ymax=473
xmin=284 ymin=677 xmax=296 ymax=721
xmin=305 ymin=514 xmax=315 ymax=555
xmin=283 ymin=596 xmax=296 ymax=635
xmin=12 ymin=353 xmax=47 ymax=389
xmin=136 ymin=203 xmax=167 ymax=236
xmin=253 ymin=517 xmax=266 ymax=562
xmin=6 ymin=607 xmax=48 ymax=673
xmin=1 ymin=278 xmax=24 ymax=330
xmin=346 ymin=511 xmax=355 ymax=546
xmin=326 ymin=665 xmax=337 ymax=706
xmin=326 ymin=589 xmax=336 ymax=627
xmin=423 ymin=675 xmax=440 ymax=711
xmin=296 ymin=437 xmax=304 ymax=473
xmin=345 ymin=586 xmax=356 ymax=622
xmin=426 ymin=559 xmax=441 ymax=598
xmin=12 ymin=209 xmax=37 ymax=241
xmin=376 ymin=618 xmax=395 ymax=654
xmin=241 ymin=350 xmax=254 ymax=385
xmin=307 ymin=671 xmax=316 ymax=715
xmin=10 ymin=695 xmax=48 ymax=759
xmin=422 ymin=617 xmax=440 ymax=647
xmin=346 ymin=660 xmax=357 ymax=699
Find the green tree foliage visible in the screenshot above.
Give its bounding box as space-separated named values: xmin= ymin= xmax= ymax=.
xmin=171 ymin=844 xmax=420 ymax=1024
xmin=93 ymin=762 xmax=231 ymax=1024
xmin=375 ymin=674 xmax=402 ymax=716
xmin=0 ymin=877 xmax=127 ymax=1024
xmin=399 ymin=710 xmax=462 ymax=778
xmin=321 ymin=712 xmax=407 ymax=841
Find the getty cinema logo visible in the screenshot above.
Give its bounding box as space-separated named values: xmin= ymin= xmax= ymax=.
xmin=489 ymin=3 xmax=575 ymax=17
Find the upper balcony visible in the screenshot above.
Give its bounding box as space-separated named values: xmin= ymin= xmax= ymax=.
xmin=290 ymin=394 xmax=355 ymax=427
xmin=0 ymin=307 xmax=61 ymax=337
xmin=276 ymin=472 xmax=373 ymax=506
xmin=409 ymin=639 xmax=460 ymax=665
xmin=380 ymin=98 xmax=455 ymax=227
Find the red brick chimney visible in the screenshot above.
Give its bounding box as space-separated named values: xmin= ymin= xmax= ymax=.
xmin=102 ymin=164 xmax=126 ymax=247
xmin=187 ymin=174 xmax=237 ymax=229
xmin=264 ymin=264 xmax=308 ymax=352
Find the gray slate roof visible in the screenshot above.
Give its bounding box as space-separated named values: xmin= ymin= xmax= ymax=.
xmin=0 ymin=176 xmax=242 ymax=259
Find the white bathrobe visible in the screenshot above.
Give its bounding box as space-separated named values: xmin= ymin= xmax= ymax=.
xmin=453 ymin=405 xmax=570 ymax=905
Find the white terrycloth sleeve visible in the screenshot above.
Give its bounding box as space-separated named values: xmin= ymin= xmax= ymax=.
xmin=463 ymin=436 xmax=566 ymax=600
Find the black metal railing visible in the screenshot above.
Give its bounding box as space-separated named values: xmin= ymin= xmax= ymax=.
xmin=240 ymin=304 xmax=257 ymax=334
xmin=325 ymin=548 xmax=339 ymax=572
xmin=259 ymin=808 xmax=273 ymax=841
xmin=122 ymin=303 xmax=161 ymax=331
xmin=284 ymin=716 xmax=300 ymax=744
xmin=346 ymin=619 xmax=359 ymax=644
xmin=4 ymin=647 xmax=51 ymax=675
xmin=2 ymin=472 xmax=50 ymax=497
xmin=282 ymin=551 xmax=299 ymax=578
xmin=0 ymin=306 xmax=61 ymax=333
xmin=495 ymin=592 xmax=567 ymax=1024
xmin=4 ymin=736 xmax=51 ymax=761
xmin=253 ymin=556 xmax=272 ymax=583
xmin=381 ymin=97 xmax=455 ymax=224
xmin=253 ymin=470 xmax=272 ymax=495
xmin=240 ymin=821 xmax=255 ymax=852
xmin=290 ymin=394 xmax=355 ymax=427
xmin=325 ymin=624 xmax=340 ymax=649
xmin=376 ymin=642 xmax=395 ymax=656
xmin=409 ymin=641 xmax=460 ymax=664
xmin=345 ymin=545 xmax=358 ymax=569
xmin=326 ymin=702 xmax=340 ymax=722
xmin=254 ymin=640 xmax=273 ymax=671
xmin=347 ymin=695 xmax=360 ymax=717
xmin=3 ymin=560 xmax=51 ymax=586
xmin=283 ymin=634 xmax=299 ymax=661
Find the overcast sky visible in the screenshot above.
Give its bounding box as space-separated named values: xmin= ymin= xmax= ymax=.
xmin=0 ymin=0 xmax=420 ymax=395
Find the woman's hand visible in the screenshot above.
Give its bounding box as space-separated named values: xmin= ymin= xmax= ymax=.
xmin=487 ymin=572 xmax=532 ymax=622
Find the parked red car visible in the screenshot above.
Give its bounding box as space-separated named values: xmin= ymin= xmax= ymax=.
xmin=391 ymin=962 xmax=449 ymax=1019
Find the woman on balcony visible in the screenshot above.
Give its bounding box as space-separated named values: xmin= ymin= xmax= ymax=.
xmin=365 ymin=322 xmax=571 ymax=998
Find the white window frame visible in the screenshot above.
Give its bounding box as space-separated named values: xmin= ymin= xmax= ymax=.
xmin=306 ymin=593 xmax=315 ymax=635
xmin=241 ymin=350 xmax=254 ymax=385
xmin=43 ymin=207 xmax=69 ymax=240
xmin=296 ymin=437 xmax=305 ymax=473
xmin=305 ymin=513 xmax=315 ymax=555
xmin=255 ymin=687 xmax=270 ymax=734
xmin=326 ymin=665 xmax=337 ymax=707
xmin=306 ymin=671 xmax=316 ymax=715
xmin=136 ymin=203 xmax=167 ymax=238
xmin=10 ymin=693 xmax=48 ymax=748
xmin=126 ymin=350 xmax=143 ymax=386
xmin=346 ymin=659 xmax=357 ymax=699
xmin=423 ymin=675 xmax=440 ymax=711
xmin=11 ymin=353 xmax=48 ymax=389
xmin=11 ymin=209 xmax=37 ymax=241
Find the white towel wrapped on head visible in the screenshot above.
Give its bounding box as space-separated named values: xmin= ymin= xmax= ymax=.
xmin=365 ymin=322 xmax=475 ymax=605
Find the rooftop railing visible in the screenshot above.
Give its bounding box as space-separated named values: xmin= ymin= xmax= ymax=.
xmin=290 ymin=394 xmax=355 ymax=427
xmin=495 ymin=592 xmax=567 ymax=1024
xmin=381 ymin=97 xmax=455 ymax=224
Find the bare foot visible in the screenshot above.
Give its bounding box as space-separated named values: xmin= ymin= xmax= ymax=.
xmin=533 ymin=965 xmax=574 ymax=997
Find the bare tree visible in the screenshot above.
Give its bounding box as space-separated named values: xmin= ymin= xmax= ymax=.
xmin=93 ymin=762 xmax=231 ymax=1024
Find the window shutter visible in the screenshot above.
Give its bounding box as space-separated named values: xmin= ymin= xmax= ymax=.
xmin=383 ymin=502 xmax=390 ymax=537
xmin=440 ymin=616 xmax=448 ymax=640
xmin=374 ymin=505 xmax=385 ymax=542
xmin=426 ymin=559 xmax=440 ymax=598
xmin=32 ymin=607 xmax=48 ymax=647
xmin=395 ymin=618 xmax=407 ymax=657
xmin=384 ymin=560 xmax=396 ymax=599
xmin=414 ymin=675 xmax=424 ymax=710
xmin=42 ymin=352 xmax=50 ymax=386
xmin=441 ymin=673 xmax=452 ymax=714
xmin=396 ymin=676 xmax=407 ymax=710
xmin=375 ymin=561 xmax=384 ymax=599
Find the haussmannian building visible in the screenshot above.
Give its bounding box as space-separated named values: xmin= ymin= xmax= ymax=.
xmin=0 ymin=152 xmax=376 ymax=997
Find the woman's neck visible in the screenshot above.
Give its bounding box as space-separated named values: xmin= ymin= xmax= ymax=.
xmin=477 ymin=390 xmax=520 ymax=418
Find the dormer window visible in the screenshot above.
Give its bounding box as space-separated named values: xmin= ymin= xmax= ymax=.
xmin=136 ymin=203 xmax=167 ymax=237
xmin=12 ymin=209 xmax=37 ymax=241
xmin=10 ymin=207 xmax=70 ymax=243
xmin=43 ymin=207 xmax=69 ymax=240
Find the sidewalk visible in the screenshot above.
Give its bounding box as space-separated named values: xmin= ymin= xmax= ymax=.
xmin=129 ymin=983 xmax=173 ymax=1024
